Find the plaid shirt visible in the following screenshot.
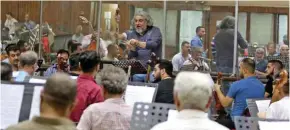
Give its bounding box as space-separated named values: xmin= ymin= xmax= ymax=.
xmin=77 ymin=98 xmax=132 ymax=130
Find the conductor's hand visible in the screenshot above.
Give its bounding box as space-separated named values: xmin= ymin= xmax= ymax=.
xmin=214 ymin=83 xmax=221 ymax=91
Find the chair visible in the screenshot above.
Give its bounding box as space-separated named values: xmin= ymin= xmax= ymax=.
xmin=130 ymin=102 xmax=176 ymax=130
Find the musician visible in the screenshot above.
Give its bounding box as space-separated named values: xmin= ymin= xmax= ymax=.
xmin=214 ymin=58 xmax=264 ymax=129
xmin=278 ymin=44 xmax=289 ymax=57
xmin=153 ymin=60 xmax=174 ymax=104
xmin=15 ymin=51 xmax=38 ymax=82
xmin=182 ymin=47 xmax=210 ymax=71
xmin=6 ymin=73 xmax=77 ymax=130
xmin=266 ymin=42 xmax=278 ymax=56
xmin=172 ymin=41 xmax=191 ymax=72
xmin=264 ymin=60 xmax=276 ymax=98
xmin=23 ymin=13 xmax=36 ymax=30
xmin=102 ymin=44 xmax=119 ymax=61
xmin=67 ymin=40 xmax=83 ymax=54
xmin=254 ymin=48 xmax=268 ymax=75
xmin=258 ymin=82 xmax=289 ymax=120
xmin=4 ymin=12 xmax=18 ymax=35
xmin=121 ymin=10 xmax=162 ymax=66
xmin=44 ymin=49 xmax=70 ymax=77
xmin=68 ymin=53 xmax=81 ymax=76
xmin=17 ymin=40 xmax=31 ymax=53
xmin=190 ymin=26 xmax=205 ymax=49
xmin=1 ymin=62 xmax=13 ymax=81
xmin=2 ymin=44 xmax=20 ymax=71
xmin=72 ymin=25 xmax=84 ymax=43
xmin=214 ymin=16 xmax=248 ymax=73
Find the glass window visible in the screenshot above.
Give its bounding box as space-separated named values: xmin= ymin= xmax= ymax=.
xmin=278 ymin=15 xmax=288 ymax=43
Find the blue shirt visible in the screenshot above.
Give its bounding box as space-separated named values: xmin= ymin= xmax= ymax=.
xmin=190 ymin=35 xmax=203 ymax=48
xmin=255 ymin=59 xmax=268 ymax=72
xmin=126 ymin=26 xmax=162 ymax=66
xmin=227 ymin=76 xmax=264 ymax=117
xmin=15 ymin=71 xmax=29 ymax=82
xmin=44 ymin=64 xmax=58 ymax=77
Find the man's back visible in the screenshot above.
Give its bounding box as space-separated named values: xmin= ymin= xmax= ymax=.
xmin=155 ymin=78 xmax=174 ymax=104
xmin=227 ymin=76 xmax=265 ymax=117
xmin=6 ymin=116 xmax=76 ymax=130
xmin=151 ymin=110 xmax=228 ymax=130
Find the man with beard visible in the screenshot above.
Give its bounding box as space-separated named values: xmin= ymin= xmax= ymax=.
xmin=119 ymin=11 xmax=162 ymax=82
xmin=2 ymin=44 xmax=20 ymax=71
xmin=153 ymin=60 xmax=174 ymax=104
xmin=44 ymin=49 xmax=70 ymax=77
xmin=254 ymin=48 xmax=268 ymax=75
xmin=214 ymin=58 xmax=264 ymax=129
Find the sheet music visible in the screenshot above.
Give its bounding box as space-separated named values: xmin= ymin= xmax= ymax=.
xmin=70 ymin=76 xmax=78 ymax=80
xmin=29 ymin=86 xmax=43 ymax=119
xmin=29 ymin=78 xmax=46 ymax=84
xmin=167 ymin=110 xmax=178 ymax=121
xmin=125 ymin=85 xmax=156 ymax=107
xmin=259 ymin=121 xmax=290 ymax=130
xmin=12 ymin=72 xmax=19 ymax=78
xmin=0 ymin=84 xmax=25 ymax=129
xmin=256 ymin=100 xmax=271 ymax=112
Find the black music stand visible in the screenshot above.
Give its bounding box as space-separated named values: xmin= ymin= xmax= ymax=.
xmin=112 ymin=60 xmax=147 ymax=75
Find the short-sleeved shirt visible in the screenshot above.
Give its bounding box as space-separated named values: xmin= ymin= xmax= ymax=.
xmin=190 ymin=35 xmax=203 ymax=48
xmin=227 ymin=76 xmax=265 ymax=117
xmin=154 ymin=78 xmax=174 ymax=104
xmin=171 ymin=53 xmax=191 ymax=71
xmin=70 ymin=74 xmax=104 ymax=122
xmin=15 ymin=71 xmax=29 ymax=82
xmin=255 ymin=59 xmax=268 ymax=72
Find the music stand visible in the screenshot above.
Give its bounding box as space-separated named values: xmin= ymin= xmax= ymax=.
xmin=246 ymin=98 xmax=270 ymax=117
xmin=234 ymin=116 xmax=289 ymax=130
xmin=112 ymin=60 xmax=147 ymax=75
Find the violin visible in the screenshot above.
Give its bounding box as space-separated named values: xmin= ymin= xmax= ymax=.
xmin=214 ymin=72 xmax=224 ymax=112
xmin=79 ymin=16 xmax=98 ymax=52
xmin=271 ymin=70 xmax=288 ymax=103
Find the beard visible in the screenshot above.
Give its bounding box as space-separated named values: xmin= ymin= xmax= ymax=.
xmin=135 ymin=27 xmax=146 ymax=35
xmin=239 ymin=72 xmax=244 ymax=79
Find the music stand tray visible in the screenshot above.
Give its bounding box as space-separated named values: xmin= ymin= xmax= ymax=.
xmin=111 ymin=60 xmax=147 ymax=75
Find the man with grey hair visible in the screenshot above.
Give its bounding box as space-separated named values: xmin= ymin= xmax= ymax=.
xmin=279 ymin=44 xmax=289 ymax=57
xmin=77 ymin=66 xmax=132 ymax=130
xmin=7 ymin=73 xmax=77 ymax=130
xmin=182 ymin=47 xmax=210 ymax=71
xmin=15 ymin=51 xmax=38 ymax=82
xmin=254 ymin=48 xmax=268 ymax=75
xmin=151 ymin=72 xmax=228 ymax=130
xmin=119 ymin=10 xmax=162 ymax=82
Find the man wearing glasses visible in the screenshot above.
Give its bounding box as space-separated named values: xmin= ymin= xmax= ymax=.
xmin=44 ymin=49 xmax=70 ymax=77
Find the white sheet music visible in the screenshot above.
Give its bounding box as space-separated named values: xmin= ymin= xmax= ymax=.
xmin=256 ymin=100 xmax=271 ymax=112
xmin=0 ymin=84 xmax=25 ymax=129
xmin=167 ymin=110 xmax=178 ymax=121
xmin=259 ymin=121 xmax=290 ymax=130
xmin=125 ymin=85 xmax=156 ymax=107
xmin=29 ymin=78 xmax=46 ymax=84
xmin=29 ymin=86 xmax=43 ymax=119
xmin=12 ymin=72 xmax=19 ymax=78
xmin=70 ymin=76 xmax=78 ymax=79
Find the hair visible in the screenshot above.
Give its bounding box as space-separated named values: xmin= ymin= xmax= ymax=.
xmin=191 ymin=46 xmax=203 ymax=54
xmin=267 ymin=41 xmax=276 ymax=48
xmin=157 ymin=59 xmax=173 ymax=77
xmin=131 ymin=10 xmax=154 ymax=28
xmin=196 ymin=26 xmax=204 ymax=33
xmin=43 ymin=73 xmax=77 ymax=108
xmin=69 ymin=53 xmax=80 ymax=71
xmin=219 ymin=16 xmax=235 ymax=29
xmin=282 ymin=82 xmax=289 ymax=95
xmin=269 ymin=60 xmax=284 ymax=70
xmin=79 ymin=51 xmax=100 ymax=73
xmin=6 ymin=12 xmax=13 ymax=17
xmin=19 ymin=51 xmax=38 ymax=67
xmin=255 ymin=48 xmax=265 ymax=53
xmin=181 ymin=41 xmax=190 ymax=47
xmin=102 ymin=31 xmax=117 ymax=43
xmin=107 ymin=43 xmax=117 ymax=52
xmin=5 ymin=44 xmax=20 ymax=55
xmin=96 ymin=66 xmax=127 ymax=94
xmin=67 ymin=40 xmax=81 ymax=53
xmin=118 ymin=43 xmax=126 ymax=51
xmin=174 ymin=72 xmax=213 ymax=110
xmin=279 ymin=44 xmax=289 ymax=50
xmin=17 ymin=40 xmax=27 ymax=49
xmin=57 ymin=49 xmax=70 ymax=57
xmin=241 ymin=58 xmax=256 ymax=73
xmin=1 ymin=62 xmax=12 ymax=81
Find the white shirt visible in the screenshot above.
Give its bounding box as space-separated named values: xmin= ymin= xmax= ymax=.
xmin=171 ymin=53 xmax=191 ymax=72
xmin=183 ymin=58 xmax=210 ymax=71
xmin=4 ymin=18 xmax=18 ymax=34
xmin=81 ymin=34 xmax=108 ymax=57
xmin=151 ymin=109 xmax=229 ymax=130
xmin=266 ymin=96 xmax=290 ymax=120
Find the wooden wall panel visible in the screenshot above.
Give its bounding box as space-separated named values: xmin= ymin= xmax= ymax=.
xmin=18 ymin=1 xmax=40 ymax=23
xmin=1 ymin=1 xmax=19 ymax=23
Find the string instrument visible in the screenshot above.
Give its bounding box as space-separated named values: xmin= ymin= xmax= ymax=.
xmin=79 ymin=16 xmax=98 ymax=52
xmin=146 ymin=52 xmax=159 ymax=83
xmin=214 ymin=72 xmax=224 ymax=112
xmin=271 ymin=70 xmax=288 ymax=103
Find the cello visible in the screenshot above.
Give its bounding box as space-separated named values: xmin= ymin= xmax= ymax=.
xmin=271 ymin=69 xmax=288 ymax=103
xmin=214 ymin=72 xmax=224 ymax=115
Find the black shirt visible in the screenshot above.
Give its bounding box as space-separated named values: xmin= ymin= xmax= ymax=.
xmin=265 ymin=75 xmax=273 ymax=98
xmin=155 ymin=78 xmax=174 ymax=104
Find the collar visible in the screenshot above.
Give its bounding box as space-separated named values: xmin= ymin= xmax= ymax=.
xmin=79 ymin=73 xmax=95 ymax=82
xmin=177 ymin=109 xmax=208 ymax=119
xmin=32 ymin=116 xmax=75 ymax=126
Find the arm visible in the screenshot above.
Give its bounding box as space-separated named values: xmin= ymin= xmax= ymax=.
xmin=138 ymin=28 xmax=162 ymax=49
xmin=237 ymin=31 xmax=248 ymax=49
xmin=214 ymin=83 xmax=235 ymax=107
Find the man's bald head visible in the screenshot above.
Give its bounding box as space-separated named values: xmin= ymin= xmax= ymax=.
xmin=280 ymin=45 xmax=289 ymax=56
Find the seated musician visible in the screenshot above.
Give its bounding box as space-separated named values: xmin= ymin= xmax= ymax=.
xmin=153 ymin=59 xmax=174 ymax=104
xmin=68 ymin=53 xmax=81 ymax=76
xmin=214 ymin=58 xmax=265 ymax=129
xmin=151 ymin=72 xmax=228 ymax=130
xmin=258 ymin=82 xmax=289 ymax=120
xmin=2 ymin=44 xmax=20 ymax=71
xmin=15 ymin=51 xmax=38 ymax=82
xmin=6 ymin=73 xmax=77 ymax=130
xmin=254 ymin=48 xmax=268 ymax=75
xmin=278 ymin=44 xmax=289 ymax=57
xmin=77 ymin=66 xmax=132 ymax=130
xmin=182 ymin=47 xmax=210 ymax=71
xmin=102 ymin=44 xmax=119 ymax=61
xmin=44 ymin=49 xmax=70 ymax=77
xmin=68 ymin=40 xmax=83 ymax=54
xmin=1 ymin=62 xmax=13 ymax=81
xmin=17 ymin=40 xmax=31 ymax=53
xmin=119 ymin=10 xmax=162 ymax=82
xmin=171 ymin=41 xmax=191 ymax=72
xmin=266 ymin=42 xmax=278 ymax=56
xmin=264 ymin=60 xmax=276 ymax=98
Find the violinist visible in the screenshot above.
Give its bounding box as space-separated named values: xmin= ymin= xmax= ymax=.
xmin=182 ymin=47 xmax=210 ymax=71
xmin=214 ymin=58 xmax=264 ymax=129
xmin=102 ymin=44 xmax=119 ymax=61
